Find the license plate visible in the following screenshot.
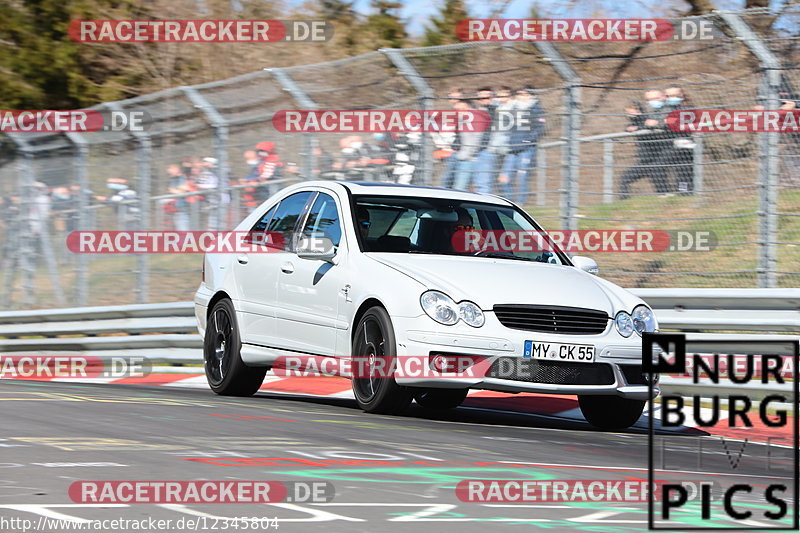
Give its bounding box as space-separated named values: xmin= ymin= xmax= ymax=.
xmin=523 ymin=340 xmax=596 ymax=363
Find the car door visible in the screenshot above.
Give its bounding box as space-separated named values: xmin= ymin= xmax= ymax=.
xmin=235 ymin=191 xmax=314 ymax=348
xmin=274 ymin=191 xmax=349 ymax=356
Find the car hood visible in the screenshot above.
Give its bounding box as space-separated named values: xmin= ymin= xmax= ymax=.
xmin=368 ymin=253 xmax=641 ymax=314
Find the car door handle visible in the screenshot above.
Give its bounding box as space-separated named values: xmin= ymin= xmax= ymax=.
xmin=281 ymin=262 xmax=294 ymax=274
xmin=237 ymin=255 xmax=249 ymax=265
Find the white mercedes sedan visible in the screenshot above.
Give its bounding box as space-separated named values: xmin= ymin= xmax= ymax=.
xmin=195 ymin=181 xmax=658 ymax=430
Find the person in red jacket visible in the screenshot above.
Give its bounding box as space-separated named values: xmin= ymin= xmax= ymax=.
xmin=255 ymin=141 xmax=282 ymax=200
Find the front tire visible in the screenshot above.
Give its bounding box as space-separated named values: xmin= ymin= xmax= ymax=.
xmin=414 ymin=389 xmax=469 ymax=409
xmin=204 ymin=298 xmax=266 ymax=396
xmin=578 ymin=395 xmax=645 ymax=430
xmin=351 ymin=306 xmax=413 ymax=414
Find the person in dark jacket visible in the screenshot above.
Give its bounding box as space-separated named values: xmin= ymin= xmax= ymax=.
xmin=775 ymin=77 xmax=800 ymax=185
xmin=471 ymin=87 xmax=498 ymax=194
xmin=498 ymin=86 xmax=545 ymax=204
xmin=619 ymin=91 xmax=672 ymax=199
xmin=656 ymin=85 xmax=696 ymax=195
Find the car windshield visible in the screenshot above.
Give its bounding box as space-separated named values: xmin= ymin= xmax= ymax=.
xmin=352 ymin=195 xmax=565 ymax=264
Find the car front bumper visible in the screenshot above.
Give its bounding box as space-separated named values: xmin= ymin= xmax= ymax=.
xmin=390 ymin=313 xmax=658 ymax=400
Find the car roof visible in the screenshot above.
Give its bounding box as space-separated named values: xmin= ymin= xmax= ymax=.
xmin=295 ymin=180 xmax=512 ymax=205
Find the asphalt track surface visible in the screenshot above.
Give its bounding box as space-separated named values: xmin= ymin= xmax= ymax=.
xmin=0 ymin=379 xmax=795 ymax=532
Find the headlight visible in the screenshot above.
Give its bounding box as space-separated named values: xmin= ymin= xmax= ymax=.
xmin=615 ymin=311 xmax=634 ymax=338
xmin=420 ymin=291 xmax=484 ymax=327
xmin=458 ymin=301 xmax=485 ymax=328
xmin=420 ymin=291 xmax=459 ymax=325
xmin=632 ymin=305 xmax=657 ymax=335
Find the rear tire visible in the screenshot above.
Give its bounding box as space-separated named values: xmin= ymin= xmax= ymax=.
xmin=204 ymin=298 xmax=266 ymax=396
xmin=578 ymin=395 xmax=645 ymax=430
xmin=414 ymin=389 xmax=469 ymax=409
xmin=351 ymin=306 xmax=413 ymax=414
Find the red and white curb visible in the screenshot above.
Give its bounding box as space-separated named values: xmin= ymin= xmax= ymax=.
xmin=1 ymin=371 xmax=792 ymax=444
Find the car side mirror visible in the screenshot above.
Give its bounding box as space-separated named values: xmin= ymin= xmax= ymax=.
xmin=572 ymin=255 xmax=599 ymax=275
xmin=296 ymin=235 xmax=337 ymax=262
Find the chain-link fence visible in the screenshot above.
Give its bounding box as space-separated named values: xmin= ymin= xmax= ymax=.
xmin=1 ymin=8 xmax=798 ymax=309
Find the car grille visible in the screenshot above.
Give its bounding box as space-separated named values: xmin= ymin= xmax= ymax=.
xmin=493 ymin=305 xmax=610 ymax=335
xmin=486 ymin=358 xmax=615 ymax=385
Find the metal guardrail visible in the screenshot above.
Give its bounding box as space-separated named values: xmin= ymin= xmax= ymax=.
xmin=0 ymin=290 xmax=796 ymax=390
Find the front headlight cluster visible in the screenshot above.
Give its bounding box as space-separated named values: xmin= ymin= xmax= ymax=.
xmin=420 ymin=290 xmax=485 ymax=328
xmin=615 ymin=305 xmax=657 ymax=337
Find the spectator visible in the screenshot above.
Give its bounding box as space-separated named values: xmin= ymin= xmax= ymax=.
xmin=312 ymin=145 xmax=334 ymax=177
xmin=618 ymin=100 xmax=670 ymax=200
xmin=29 ymin=182 xmax=51 ymax=236
xmin=68 ymin=184 xmax=94 ymax=229
xmin=362 ymin=133 xmax=394 ymax=181
xmin=165 ymin=164 xmax=192 ymax=230
xmin=240 ymin=150 xmax=264 ymax=211
xmin=389 ymin=132 xmax=421 ymax=184
xmin=106 ymin=177 xmax=139 ymax=227
xmin=624 ymin=90 xmax=673 ymax=197
xmin=50 ymin=186 xmax=74 ymax=239
xmin=659 ymin=85 xmax=696 ymax=195
xmin=498 ymin=86 xmax=545 ymax=204
xmin=489 ymin=86 xmax=514 ymax=173
xmin=181 ymin=157 xmax=196 ymax=181
xmin=468 ymin=87 xmax=498 ymax=193
xmin=197 ymin=157 xmax=231 ymax=207
xmin=452 ymin=94 xmax=481 ymax=191
xmin=434 ymin=89 xmax=464 ymax=188
xmin=775 ymin=78 xmax=800 ymax=186
xmin=242 ymin=150 xmax=260 ymax=182
xmin=255 ymin=141 xmax=283 ymax=198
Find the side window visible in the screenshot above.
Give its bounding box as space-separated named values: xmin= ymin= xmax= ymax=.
xmin=244 ymin=204 xmax=278 ymax=246
xmin=266 ymin=191 xmax=314 ymax=250
xmin=302 ymin=193 xmax=342 ymax=246
xmin=249 ymin=204 xmax=278 ymax=233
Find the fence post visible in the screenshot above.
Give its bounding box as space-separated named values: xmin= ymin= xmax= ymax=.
xmin=182 ymin=86 xmax=229 ymax=230
xmin=718 ymin=10 xmax=779 ymax=288
xmin=693 ymin=135 xmax=704 ymax=199
xmin=270 ymin=68 xmax=318 ymax=180
xmin=537 ymin=149 xmax=547 ymax=207
xmin=534 ymin=42 xmax=581 ymax=231
xmin=64 ymin=132 xmax=89 ymax=306
xmin=2 ymin=138 xmax=36 ymax=308
xmin=381 ymin=49 xmax=434 ymax=186
xmin=108 ymin=102 xmax=152 ymax=303
xmin=19 ymin=147 xmax=35 ymax=307
xmin=603 ymin=139 xmax=614 ymax=203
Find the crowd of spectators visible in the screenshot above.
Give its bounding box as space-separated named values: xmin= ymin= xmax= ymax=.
xmin=7 ymin=80 xmax=800 ymax=238
xmin=432 ymin=85 xmax=546 ymax=204
xmin=619 ymin=85 xmax=696 ymax=199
